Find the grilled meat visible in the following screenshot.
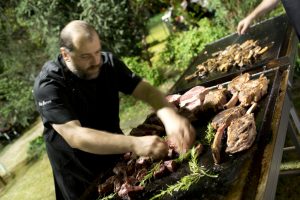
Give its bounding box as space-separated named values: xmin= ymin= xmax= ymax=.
xmin=238 ymin=74 xmax=269 ymax=106
xmin=179 ymin=86 xmax=209 ymax=108
xmin=211 ymin=124 xmax=227 ymax=164
xmin=185 ymin=40 xmax=269 ymax=81
xmin=227 ymin=73 xmax=251 ymax=94
xmin=224 ymin=92 xmax=239 ymax=109
xmin=202 ymin=88 xmax=227 ymax=111
xmin=211 ymin=106 xmax=246 ymax=130
xmin=224 ymin=73 xmax=251 ymax=109
xmin=211 ymin=106 xmax=246 ymax=164
xmin=226 ymin=113 xmax=257 ymax=154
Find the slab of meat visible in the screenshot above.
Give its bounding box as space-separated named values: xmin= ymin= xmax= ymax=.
xmin=179 ymin=86 xmax=209 ymax=108
xmin=211 ymin=106 xmax=246 ymax=164
xmin=166 ymin=94 xmax=181 ymax=107
xmin=211 ymin=106 xmax=246 ymax=130
xmin=117 ymin=181 xmax=144 ymax=199
xmin=226 ymin=113 xmax=257 ymax=154
xmin=227 ymin=73 xmax=250 ymax=94
xmin=223 ymin=73 xmax=251 ymax=109
xmin=238 ymin=74 xmax=269 ymax=106
xmin=202 ymin=88 xmax=227 ymax=111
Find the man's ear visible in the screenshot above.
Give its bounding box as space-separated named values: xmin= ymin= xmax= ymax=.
xmin=60 ymin=47 xmax=70 ymax=62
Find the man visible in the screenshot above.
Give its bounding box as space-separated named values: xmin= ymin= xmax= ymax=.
xmin=33 ymin=20 xmax=196 ymax=199
xmin=237 ymin=0 xmax=300 ymax=40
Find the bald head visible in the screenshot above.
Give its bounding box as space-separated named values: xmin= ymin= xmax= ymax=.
xmin=60 ymin=20 xmax=98 ymax=51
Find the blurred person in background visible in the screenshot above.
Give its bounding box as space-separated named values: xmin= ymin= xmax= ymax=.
xmin=237 ymin=0 xmax=300 ymax=40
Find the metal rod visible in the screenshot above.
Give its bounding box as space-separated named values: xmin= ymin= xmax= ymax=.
xmin=283 ymin=146 xmax=296 ymax=151
xmin=279 ymin=169 xmax=300 ymax=176
xmin=207 ymin=66 xmax=280 ymax=90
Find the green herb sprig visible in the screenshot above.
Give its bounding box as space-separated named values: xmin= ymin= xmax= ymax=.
xmin=204 ymin=123 xmax=215 ymax=145
xmin=139 ymin=161 xmax=162 ymax=187
xmin=150 ymin=146 xmax=218 ymax=200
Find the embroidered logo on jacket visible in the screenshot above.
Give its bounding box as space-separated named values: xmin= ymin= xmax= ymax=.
xmin=38 ymin=100 xmax=52 ymax=107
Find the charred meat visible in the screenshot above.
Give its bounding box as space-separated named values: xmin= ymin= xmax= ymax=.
xmin=238 ymin=74 xmax=269 ymax=106
xmin=210 ymin=106 xmax=246 ymax=164
xmin=226 ymin=113 xmax=257 ymax=154
xmin=211 ymin=106 xmax=246 ymax=130
xmin=227 ymin=73 xmax=251 ymax=94
xmin=202 ymin=88 xmax=227 ymax=111
xmin=185 ymin=39 xmax=269 ymax=81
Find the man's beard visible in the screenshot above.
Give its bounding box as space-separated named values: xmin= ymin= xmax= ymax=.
xmin=74 ymin=64 xmax=101 ymax=80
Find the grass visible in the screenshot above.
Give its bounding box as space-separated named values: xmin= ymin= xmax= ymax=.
xmin=0 ymin=155 xmax=54 ymax=200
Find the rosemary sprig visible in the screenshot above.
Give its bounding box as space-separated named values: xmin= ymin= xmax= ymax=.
xmin=204 ymin=123 xmax=215 ymax=145
xmin=139 ymin=161 xmax=162 ymax=187
xmin=98 ymin=193 xmax=116 ymax=200
xmin=150 ymin=146 xmax=218 ymax=200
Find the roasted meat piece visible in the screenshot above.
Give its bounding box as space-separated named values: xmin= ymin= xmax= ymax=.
xmin=184 ymin=39 xmax=268 ymax=81
xmin=226 ymin=113 xmax=257 ymax=154
xmin=224 ymin=73 xmax=251 ymax=109
xmin=117 ymin=181 xmax=144 ymax=199
xmin=210 ymin=106 xmax=246 ymax=164
xmin=211 ymin=106 xmax=246 ymax=130
xmin=238 ymin=74 xmax=269 ymax=106
xmin=166 ymin=94 xmax=181 ymax=107
xmin=227 ymin=73 xmax=250 ymax=94
xmin=179 ymin=86 xmax=208 ymax=108
xmin=184 ymin=64 xmax=208 ymax=81
xmin=202 ymin=88 xmax=227 ymax=111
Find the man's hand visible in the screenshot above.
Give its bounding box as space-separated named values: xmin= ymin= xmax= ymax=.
xmin=237 ymin=16 xmax=253 ymax=35
xmin=132 ymin=80 xmax=196 ymax=153
xmin=157 ymin=107 xmax=196 ymax=153
xmin=132 ymin=135 xmax=168 ymax=160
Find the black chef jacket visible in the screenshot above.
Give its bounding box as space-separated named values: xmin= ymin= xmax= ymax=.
xmin=33 ymin=52 xmax=142 ymax=200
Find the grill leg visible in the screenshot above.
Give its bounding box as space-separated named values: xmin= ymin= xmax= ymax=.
xmin=280 ymin=100 xmax=300 ymax=176
xmin=286 ymin=105 xmax=300 ymax=156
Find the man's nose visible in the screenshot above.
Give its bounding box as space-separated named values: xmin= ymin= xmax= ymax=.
xmin=91 ymin=54 xmax=100 ymax=65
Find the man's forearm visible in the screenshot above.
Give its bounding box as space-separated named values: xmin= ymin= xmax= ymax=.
xmin=132 ymin=80 xmax=172 ymax=111
xmin=72 ymin=127 xmax=136 ymax=154
xmin=53 ymin=121 xmax=136 ymax=154
xmin=248 ymin=0 xmax=280 ymax=20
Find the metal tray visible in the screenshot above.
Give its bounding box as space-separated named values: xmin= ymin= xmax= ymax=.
xmin=169 ymin=14 xmax=290 ymax=94
xmin=132 ymin=65 xmax=289 ymax=200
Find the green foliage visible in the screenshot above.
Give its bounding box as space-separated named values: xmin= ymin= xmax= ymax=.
xmin=206 ymin=0 xmax=260 ymax=32
xmin=16 ymin=0 xmax=81 ymax=57
xmin=98 ymin=193 xmax=116 ymax=200
xmin=122 ymin=56 xmax=164 ymax=86
xmin=79 ymin=0 xmax=146 ymax=57
xmin=0 ymin=74 xmax=37 ymax=128
xmin=206 ymin=0 xmax=284 ymax=32
xmin=27 ymin=136 xmax=46 ymax=161
xmin=0 ymin=1 xmax=46 ymax=130
xmin=158 ymin=18 xmax=228 ymax=72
